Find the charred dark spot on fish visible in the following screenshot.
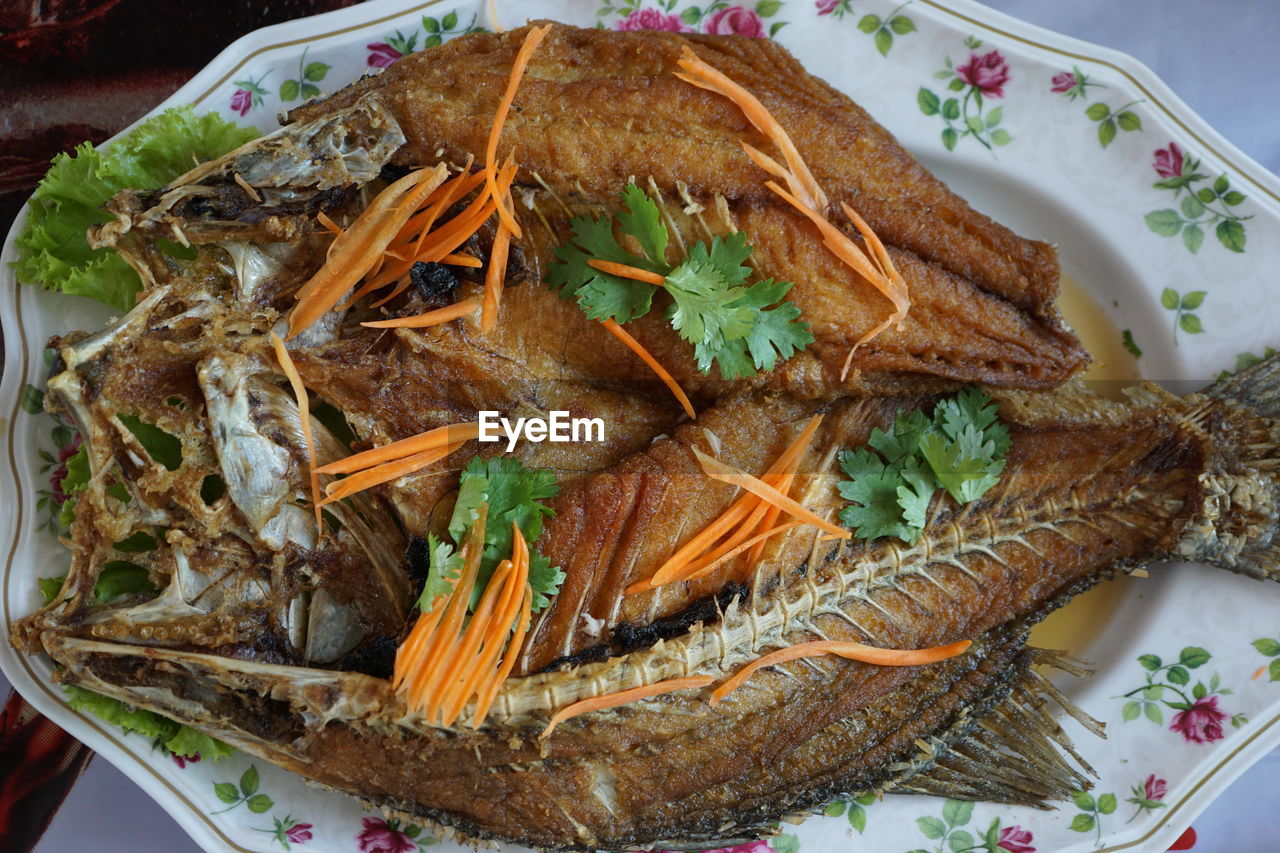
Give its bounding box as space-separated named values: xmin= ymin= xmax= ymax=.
xmin=380 ymin=162 xmax=413 ymax=182
xmin=402 ymin=536 xmax=433 ymax=594
xmin=337 ymin=634 xmax=398 ymax=679
xmin=409 ymin=262 xmax=459 ymax=304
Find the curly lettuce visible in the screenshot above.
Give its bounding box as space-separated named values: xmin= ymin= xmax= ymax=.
xmin=13 ymin=107 xmax=258 ymax=313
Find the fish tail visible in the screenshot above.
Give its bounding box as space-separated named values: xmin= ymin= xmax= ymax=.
xmin=1176 ymin=351 xmax=1280 ymax=580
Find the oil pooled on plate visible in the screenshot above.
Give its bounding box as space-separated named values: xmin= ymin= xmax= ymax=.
xmin=1028 ymin=276 xmax=1141 ymax=653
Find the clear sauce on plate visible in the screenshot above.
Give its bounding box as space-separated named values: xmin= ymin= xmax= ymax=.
xmin=1028 ymin=275 xmax=1141 ymax=653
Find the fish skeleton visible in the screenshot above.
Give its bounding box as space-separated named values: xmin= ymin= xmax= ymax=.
xmin=13 ymin=22 xmax=1280 ymax=853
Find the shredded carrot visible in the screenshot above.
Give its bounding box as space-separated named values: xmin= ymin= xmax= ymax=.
xmin=481 ymin=199 xmax=512 ymax=333
xmin=586 ymin=258 xmax=667 ymax=286
xmin=709 ymin=639 xmax=973 ymax=707
xmin=361 ymin=297 xmax=482 ymax=329
xmin=472 ymin=584 xmax=531 ymax=727
xmin=540 ymin=676 xmax=714 ymax=739
xmin=682 ymin=521 xmax=803 ymax=582
xmin=269 ymin=332 xmax=322 ymax=532
xmin=673 ymin=49 xmax=909 ymax=368
xmin=318 ymin=439 xmax=468 ymax=506
xmin=316 ymin=210 xmax=343 ymax=235
xmin=436 ymin=557 xmax=513 ymax=725
xmin=316 ymin=422 xmax=479 ymax=476
xmin=442 ymin=252 xmax=483 ymax=268
xmin=628 ymin=415 xmax=824 ymax=593
xmin=600 ymin=318 xmax=696 ymax=420
xmin=288 ymin=164 xmax=449 ymax=338
xmin=692 ymin=447 xmax=848 ymax=538
xmin=485 ymin=25 xmax=550 ymax=239
xmin=405 ymin=508 xmax=487 ymax=713
xmin=675 ymin=47 xmax=827 ymax=213
xmin=625 ymin=494 xmax=760 ymax=594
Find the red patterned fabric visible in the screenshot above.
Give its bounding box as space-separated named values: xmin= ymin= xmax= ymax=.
xmin=0 ymin=691 xmax=93 ymax=853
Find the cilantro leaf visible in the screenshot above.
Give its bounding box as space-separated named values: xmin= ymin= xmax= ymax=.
xmin=95 ymin=561 xmax=157 ymax=601
xmin=438 ymin=456 xmax=563 ymax=614
xmin=528 ymin=550 xmax=567 ymax=613
xmin=547 ymin=215 xmax=657 ymax=323
xmin=545 ymin=183 xmax=811 ymax=377
xmin=837 ymin=449 xmax=921 ymax=544
xmin=415 ymin=533 xmax=461 ymax=610
xmin=58 ymin=444 xmax=91 ymax=527
xmin=837 ymin=389 xmax=1010 ymax=544
xmin=615 ymin=183 xmax=668 ymax=263
xmin=868 ymin=409 xmax=931 ymax=464
xmin=917 ymin=430 xmax=995 ymax=504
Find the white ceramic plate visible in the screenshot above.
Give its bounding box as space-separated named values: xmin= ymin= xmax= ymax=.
xmin=4 ymin=1 xmax=1280 ymax=851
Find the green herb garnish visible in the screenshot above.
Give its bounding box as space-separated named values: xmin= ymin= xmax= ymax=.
xmin=419 ymin=456 xmax=565 ymax=614
xmin=547 ymin=182 xmax=813 ymax=379
xmin=837 ymin=388 xmax=1010 ymax=544
xmin=14 ymin=107 xmax=258 ymax=313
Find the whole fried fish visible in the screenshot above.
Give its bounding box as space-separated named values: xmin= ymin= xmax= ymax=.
xmin=93 ymin=24 xmax=1087 ymax=396
xmin=18 ymin=23 xmax=1274 ymax=853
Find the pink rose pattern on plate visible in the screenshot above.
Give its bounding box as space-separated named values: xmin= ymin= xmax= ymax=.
xmin=1126 ymin=774 xmax=1169 ymax=821
xmin=1144 ymin=141 xmax=1252 ymax=254
xmin=355 ymin=817 xmax=432 ymax=853
xmin=1119 ymin=646 xmax=1246 ymax=742
xmin=1049 ymin=65 xmax=1143 ymax=147
xmin=907 ymin=799 xmax=1034 ymax=852
xmin=917 ymin=36 xmax=1012 ymax=152
xmin=597 ymin=0 xmax=788 ymax=40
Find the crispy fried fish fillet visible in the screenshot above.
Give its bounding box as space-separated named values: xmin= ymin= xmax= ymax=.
xmin=94 ymin=25 xmax=1087 ymax=394
xmin=19 ymin=356 xmax=1280 ymax=849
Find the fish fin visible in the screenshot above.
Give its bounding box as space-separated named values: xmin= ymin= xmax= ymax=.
xmin=886 ymin=648 xmax=1100 ymax=805
xmin=1175 ymin=351 xmax=1280 ymax=580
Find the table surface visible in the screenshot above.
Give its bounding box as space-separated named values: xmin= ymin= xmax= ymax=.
xmin=5 ymin=1 xmax=1280 ymax=851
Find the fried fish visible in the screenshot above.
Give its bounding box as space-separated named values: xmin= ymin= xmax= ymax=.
xmin=17 ymin=23 xmax=1263 ymax=853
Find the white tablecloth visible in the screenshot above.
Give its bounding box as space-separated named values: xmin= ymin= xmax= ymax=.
xmin=6 ymin=1 xmax=1280 ymax=851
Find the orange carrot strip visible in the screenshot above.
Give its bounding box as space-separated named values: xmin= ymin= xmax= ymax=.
xmin=316 ymin=422 xmax=480 ymax=475
xmin=318 ymin=440 xmax=467 ymax=506
xmin=676 ymin=497 xmax=775 ymax=579
xmin=393 ymin=604 xmax=448 ymax=691
xmin=442 ymin=252 xmax=483 ymax=268
xmin=692 ymin=447 xmax=849 ymax=538
xmin=745 ymin=479 xmax=789 ymax=572
xmin=406 ymin=507 xmax=487 ymax=712
xmin=269 ymin=332 xmax=322 ymax=532
xmin=628 ymin=494 xmax=760 ymax=594
xmin=397 ymin=159 xmax=482 ymax=249
xmin=586 ymin=258 xmax=667 ymax=286
xmin=683 ymin=521 xmax=803 ymax=582
xmin=316 ymin=210 xmax=343 ymax=235
xmin=436 ymin=558 xmax=514 ymax=725
xmin=766 ymin=180 xmax=908 ymax=372
xmin=362 ymin=174 xmax=498 ymax=298
xmin=445 ymin=525 xmax=528 ymax=725
xmin=480 ymin=202 xmax=512 ymax=333
xmin=471 ymin=584 xmax=531 ymax=728
xmin=540 ymin=676 xmax=714 ymax=739
xmin=361 ymin=297 xmax=482 ymax=329
xmin=710 ymin=640 xmax=972 ymax=707
xmin=485 ymin=24 xmax=551 ymax=239
xmin=289 ymin=165 xmax=449 ymax=337
xmin=674 ymin=48 xmax=827 ymax=212
xmin=600 ymin=318 xmax=696 ymax=420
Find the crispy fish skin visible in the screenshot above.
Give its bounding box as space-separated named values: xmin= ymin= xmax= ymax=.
xmin=21 ymin=357 xmax=1280 ymax=849
xmin=291 ymin=25 xmax=1057 ymax=314
xmin=274 ymin=23 xmax=1088 ymax=392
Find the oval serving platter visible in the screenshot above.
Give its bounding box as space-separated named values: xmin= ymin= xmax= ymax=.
xmin=3 ymin=1 xmax=1280 ymax=851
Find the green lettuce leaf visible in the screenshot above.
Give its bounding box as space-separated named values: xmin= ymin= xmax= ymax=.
xmin=13 ymin=107 xmax=258 ymax=312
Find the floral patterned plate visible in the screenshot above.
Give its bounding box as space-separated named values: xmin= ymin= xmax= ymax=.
xmin=4 ymin=1 xmax=1280 ymax=852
